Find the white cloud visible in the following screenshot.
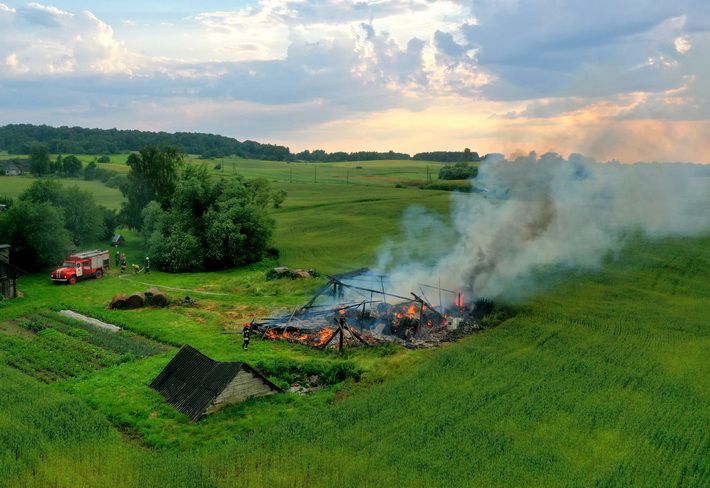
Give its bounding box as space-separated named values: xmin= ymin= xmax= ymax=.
xmin=675 ymin=36 xmax=692 ymax=54
xmin=0 ymin=3 xmax=132 ymax=77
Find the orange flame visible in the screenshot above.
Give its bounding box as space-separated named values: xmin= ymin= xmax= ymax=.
xmin=264 ymin=327 xmax=335 ymax=347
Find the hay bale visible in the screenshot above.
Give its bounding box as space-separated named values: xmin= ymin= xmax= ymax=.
xmin=290 ymin=269 xmax=311 ymax=280
xmin=125 ymin=292 xmax=145 ymax=309
xmin=145 ymin=287 xmax=160 ymax=298
xmin=150 ymin=291 xmax=169 ymax=307
xmin=144 ymin=287 xmax=169 ymax=307
xmin=267 ymin=266 xmax=290 ymax=280
xmin=109 ymin=294 xmax=128 ymax=310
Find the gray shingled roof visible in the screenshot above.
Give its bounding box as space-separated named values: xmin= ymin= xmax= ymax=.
xmin=150 ymin=345 xmax=279 ymax=421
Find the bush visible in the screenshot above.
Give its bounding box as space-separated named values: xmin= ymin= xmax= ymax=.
xmin=438 ymin=162 xmax=478 ymax=180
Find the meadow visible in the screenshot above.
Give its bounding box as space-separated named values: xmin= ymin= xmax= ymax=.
xmin=0 ymin=163 xmax=708 ymax=486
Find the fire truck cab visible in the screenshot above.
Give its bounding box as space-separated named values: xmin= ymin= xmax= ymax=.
xmin=51 ymin=250 xmax=110 ymax=284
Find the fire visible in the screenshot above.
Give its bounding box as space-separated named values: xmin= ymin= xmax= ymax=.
xmin=338 ymin=308 xmax=346 ymax=315
xmin=454 ymin=291 xmax=465 ymax=308
xmin=264 ymin=327 xmax=335 ymax=347
xmin=312 ymin=327 xmax=336 ymax=347
xmin=407 ymin=304 xmax=417 ymax=316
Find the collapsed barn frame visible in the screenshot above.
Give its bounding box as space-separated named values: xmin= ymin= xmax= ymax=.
xmin=254 ymin=269 xmax=478 ymax=349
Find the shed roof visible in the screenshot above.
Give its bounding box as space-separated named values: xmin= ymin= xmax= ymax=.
xmin=150 ymin=345 xmax=280 ymax=421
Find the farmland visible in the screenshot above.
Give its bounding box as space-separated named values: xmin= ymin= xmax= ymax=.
xmin=0 ymin=164 xmax=708 ymax=486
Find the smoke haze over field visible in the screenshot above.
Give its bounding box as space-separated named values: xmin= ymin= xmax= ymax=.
xmin=375 ymin=154 xmax=710 ymax=302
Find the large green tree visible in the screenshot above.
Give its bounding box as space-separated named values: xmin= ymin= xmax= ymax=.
xmin=62 ymin=155 xmax=83 ymax=177
xmin=0 ymin=200 xmax=71 ymax=271
xmin=146 ymin=166 xmax=275 ymax=272
xmin=121 ymin=146 xmax=184 ymax=228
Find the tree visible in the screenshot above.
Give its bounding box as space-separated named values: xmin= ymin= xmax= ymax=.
xmin=50 ymin=154 xmax=63 ymax=174
xmin=29 ymin=144 xmax=50 ymax=176
xmin=98 ymin=206 xmax=119 ymax=240
xmin=83 ymin=161 xmax=98 ymax=180
xmin=19 ymin=180 xmax=105 ymax=245
xmin=0 ymin=200 xmax=70 ymax=271
xmin=146 ymin=166 xmax=275 ymax=272
xmin=62 ymin=155 xmax=83 ymax=177
xmin=97 ymin=155 xmax=110 ymax=163
xmin=121 ymin=146 xmax=184 ymax=228
xmin=140 ymin=201 xmax=164 ymax=243
xmin=60 ymin=188 xmax=106 ymax=245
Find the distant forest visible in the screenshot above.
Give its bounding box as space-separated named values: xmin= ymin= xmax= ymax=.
xmin=0 ymin=124 xmax=482 ymax=163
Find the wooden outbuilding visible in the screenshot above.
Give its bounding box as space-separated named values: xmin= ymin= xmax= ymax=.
xmin=111 ymin=234 xmax=125 ymax=246
xmin=150 ymin=345 xmax=280 ymax=421
xmin=0 ymin=245 xmax=25 ymax=299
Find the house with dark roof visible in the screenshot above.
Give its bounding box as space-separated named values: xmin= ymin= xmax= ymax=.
xmin=150 ymin=345 xmax=281 ymax=421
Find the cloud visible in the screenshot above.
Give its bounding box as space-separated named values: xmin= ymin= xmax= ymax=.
xmin=0 ymin=1 xmax=708 ymax=163
xmin=0 ymin=2 xmax=131 ymax=76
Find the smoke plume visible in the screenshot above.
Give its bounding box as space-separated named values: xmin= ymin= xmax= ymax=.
xmin=375 ymin=153 xmax=710 ymax=302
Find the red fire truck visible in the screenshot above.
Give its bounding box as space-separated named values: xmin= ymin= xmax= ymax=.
xmin=50 ymin=250 xmax=110 ymax=284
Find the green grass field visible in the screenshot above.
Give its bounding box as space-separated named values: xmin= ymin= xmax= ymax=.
xmin=0 ymin=175 xmax=125 ymax=209
xmin=0 ymin=162 xmax=708 ymax=486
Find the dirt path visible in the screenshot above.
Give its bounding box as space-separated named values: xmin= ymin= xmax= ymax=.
xmin=58 ymin=310 xmax=121 ymax=332
xmin=116 ymin=274 xmax=230 ymax=296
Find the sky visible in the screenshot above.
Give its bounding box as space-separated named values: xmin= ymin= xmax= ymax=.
xmin=0 ymin=1 xmax=708 ymax=162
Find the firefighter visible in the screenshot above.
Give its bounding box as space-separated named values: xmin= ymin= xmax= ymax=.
xmin=242 ymin=322 xmax=252 ymax=351
xmin=145 ymin=257 xmax=150 ymax=274
xmin=115 ymin=250 xmax=120 ymax=268
xmin=120 ymin=253 xmax=127 ymax=274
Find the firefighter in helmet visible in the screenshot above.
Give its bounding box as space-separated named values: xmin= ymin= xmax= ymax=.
xmin=242 ymin=322 xmax=252 ymax=351
xmin=120 ymin=253 xmax=127 ymax=274
xmin=115 ymin=250 xmax=120 ymax=268
xmin=145 ymin=256 xmax=150 ymax=274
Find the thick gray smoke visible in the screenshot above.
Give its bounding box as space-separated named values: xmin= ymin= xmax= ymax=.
xmin=374 ymin=153 xmax=710 ymax=303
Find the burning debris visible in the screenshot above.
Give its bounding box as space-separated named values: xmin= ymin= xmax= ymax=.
xmin=252 ymin=270 xmax=485 ymax=350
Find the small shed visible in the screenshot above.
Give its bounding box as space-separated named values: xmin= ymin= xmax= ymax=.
xmin=0 ymin=245 xmax=25 ymax=299
xmin=150 ymin=345 xmax=280 ymax=421
xmin=111 ymin=234 xmax=125 ymax=246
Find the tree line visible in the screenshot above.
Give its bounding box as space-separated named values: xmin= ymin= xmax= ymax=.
xmin=0 ymin=124 xmax=291 ymax=161
xmin=0 ymin=124 xmax=484 ymax=163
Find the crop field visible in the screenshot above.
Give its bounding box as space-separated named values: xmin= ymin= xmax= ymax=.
xmin=0 ymin=162 xmax=708 ymax=486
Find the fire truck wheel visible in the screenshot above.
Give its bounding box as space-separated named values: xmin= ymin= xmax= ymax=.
xmin=68 ymin=275 xmax=77 ymax=285
xmin=95 ymin=269 xmax=103 ymax=279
